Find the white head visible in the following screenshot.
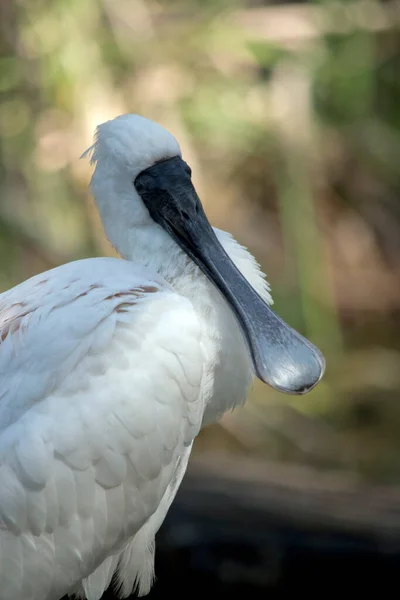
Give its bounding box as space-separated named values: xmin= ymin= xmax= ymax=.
xmin=83 ymin=114 xmax=182 ymax=238
xmin=85 ymin=114 xmax=181 ymax=178
xmin=83 ymin=113 xmax=325 ymax=395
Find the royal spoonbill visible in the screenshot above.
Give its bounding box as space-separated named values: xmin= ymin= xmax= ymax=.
xmin=0 ymin=114 xmax=325 ymax=600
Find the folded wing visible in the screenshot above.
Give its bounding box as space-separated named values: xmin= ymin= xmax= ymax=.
xmin=0 ymin=257 xmax=206 ymax=600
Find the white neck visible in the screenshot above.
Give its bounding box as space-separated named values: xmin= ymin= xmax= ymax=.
xmin=92 ymin=170 xmax=273 ymax=423
xmin=121 ymin=222 xmax=202 ymax=296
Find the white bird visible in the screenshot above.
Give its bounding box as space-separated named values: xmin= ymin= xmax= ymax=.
xmin=0 ymin=114 xmax=325 ymax=600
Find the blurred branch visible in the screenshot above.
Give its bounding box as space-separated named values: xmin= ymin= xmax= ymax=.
xmin=184 ymin=454 xmax=400 ymax=542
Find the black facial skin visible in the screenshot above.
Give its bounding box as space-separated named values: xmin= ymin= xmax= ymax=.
xmin=135 ymin=156 xmax=325 ymax=395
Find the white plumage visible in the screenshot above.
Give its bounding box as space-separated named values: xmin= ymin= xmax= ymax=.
xmin=0 ymin=114 xmax=323 ymax=600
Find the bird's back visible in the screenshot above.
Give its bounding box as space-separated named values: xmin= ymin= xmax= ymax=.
xmin=0 ymin=257 xmax=206 ymax=599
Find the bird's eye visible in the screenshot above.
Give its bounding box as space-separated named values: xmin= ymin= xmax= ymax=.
xmin=135 ymin=180 xmax=145 ymax=193
xmin=135 ymin=174 xmax=154 ymax=193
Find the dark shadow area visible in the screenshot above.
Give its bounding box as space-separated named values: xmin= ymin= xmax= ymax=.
xmin=99 ymin=458 xmax=400 ymax=598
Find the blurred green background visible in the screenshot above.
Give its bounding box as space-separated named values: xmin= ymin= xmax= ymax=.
xmin=1 ymin=0 xmax=399 ymax=483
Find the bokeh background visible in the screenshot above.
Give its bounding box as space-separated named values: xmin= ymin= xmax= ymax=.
xmin=1 ymin=0 xmax=400 ymax=596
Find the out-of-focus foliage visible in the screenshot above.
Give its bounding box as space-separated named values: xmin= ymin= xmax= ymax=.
xmin=1 ymin=0 xmax=399 ymax=481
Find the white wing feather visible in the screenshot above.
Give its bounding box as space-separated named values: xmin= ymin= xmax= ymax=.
xmin=0 ymin=257 xmax=206 ymax=600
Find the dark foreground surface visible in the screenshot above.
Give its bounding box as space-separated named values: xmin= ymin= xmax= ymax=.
xmin=72 ymin=456 xmax=400 ymax=598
